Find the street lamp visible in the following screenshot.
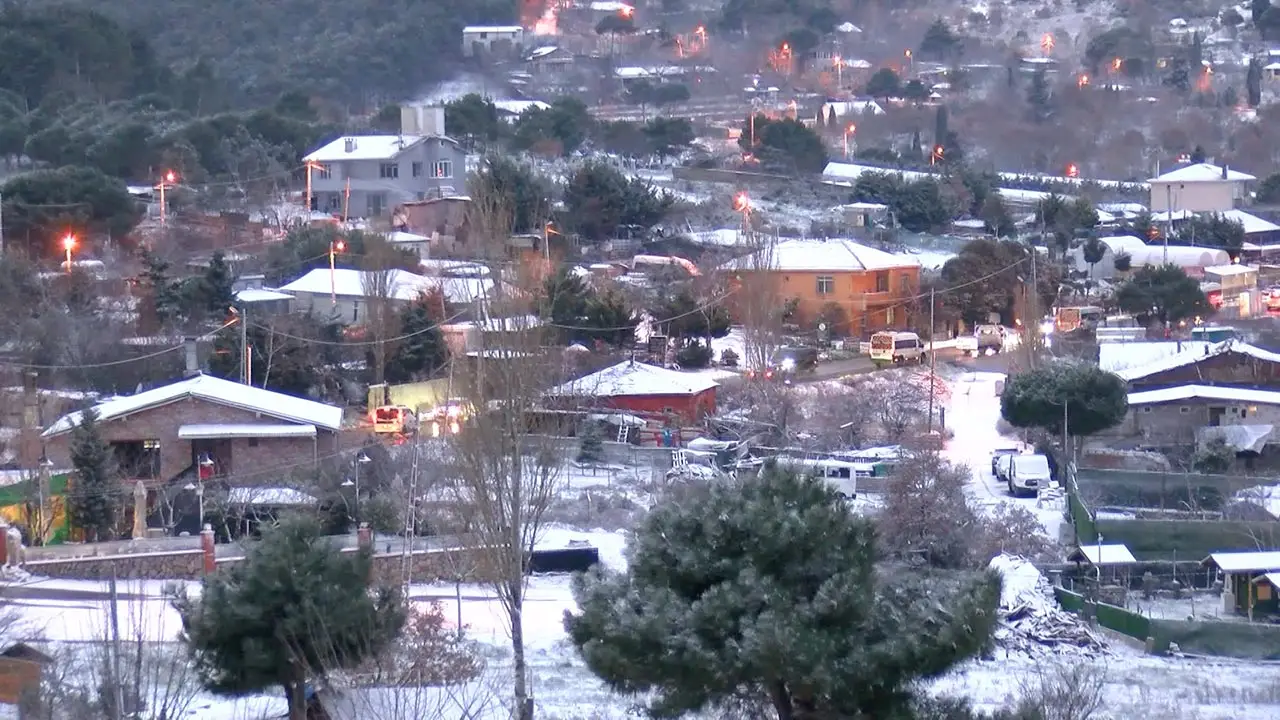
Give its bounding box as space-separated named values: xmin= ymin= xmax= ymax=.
xmin=328 ymin=238 xmax=346 ymax=304
xmin=184 ymin=453 xmax=214 ymax=530
xmin=341 ymin=451 xmax=372 ymax=527
xmin=60 ymin=234 xmax=76 ymax=273
xmin=843 ymin=123 xmax=856 ymax=158
xmin=930 ymin=145 xmax=945 ymax=166
xmin=156 ymin=170 xmax=177 ymax=225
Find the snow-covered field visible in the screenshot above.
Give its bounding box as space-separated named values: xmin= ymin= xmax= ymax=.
xmin=7 ymin=371 xmax=1280 ymax=719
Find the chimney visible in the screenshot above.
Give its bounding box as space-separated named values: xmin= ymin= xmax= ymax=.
xmin=1222 ymin=163 xmax=1229 ymax=180
xmin=343 ymin=138 xmax=356 ymax=153
xmin=19 ymin=371 xmax=39 ymax=469
xmin=183 ymin=337 xmax=200 ymax=377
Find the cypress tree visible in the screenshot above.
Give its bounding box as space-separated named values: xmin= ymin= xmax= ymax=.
xmin=68 ymin=407 xmax=120 ymax=542
xmin=576 ymin=421 xmax=606 ymax=465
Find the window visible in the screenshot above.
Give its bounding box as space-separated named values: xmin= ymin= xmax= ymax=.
xmin=367 ymin=193 xmax=385 ymax=217
xmin=480 ymin=32 xmax=488 ymax=39
xmin=816 ymin=275 xmax=834 ymax=295
xmin=412 ymin=161 xmax=423 ymax=178
xmin=885 ymin=306 xmax=895 ymax=325
xmin=1142 ymin=407 xmax=1151 ymax=413
xmin=899 ymin=273 xmax=910 ymax=292
xmin=315 ymin=164 xmax=332 ymax=179
xmin=433 ymin=160 xmax=453 ymax=178
xmin=1180 ymin=406 xmax=1190 ymax=414
xmin=248 ymin=437 xmax=260 ymax=447
xmin=325 ymin=194 xmax=341 ymax=211
xmin=379 ymin=163 xmax=399 ymax=179
xmin=875 ymin=272 xmax=889 ymax=292
xmin=352 ymin=301 xmax=360 ymax=323
xmin=112 ymin=440 xmax=161 ymax=479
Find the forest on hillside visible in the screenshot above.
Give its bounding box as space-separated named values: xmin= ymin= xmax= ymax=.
xmin=10 ymin=0 xmax=515 ymax=106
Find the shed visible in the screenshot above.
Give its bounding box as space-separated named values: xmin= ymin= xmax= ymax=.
xmin=0 ymin=643 xmax=53 ymax=704
xmin=1066 ymin=543 xmax=1137 ymax=566
xmin=543 ymin=360 xmax=719 ymax=424
xmin=1203 ymin=550 xmax=1280 ymax=618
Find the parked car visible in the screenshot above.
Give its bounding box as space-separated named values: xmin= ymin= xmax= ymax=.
xmin=991 ymin=443 xmax=1022 ymax=475
xmin=1006 ymin=454 xmax=1053 ymax=498
xmin=994 ymin=453 xmax=1014 ymax=483
xmin=958 ymin=325 xmax=1005 ymax=357
xmin=870 ymin=331 xmax=925 ymax=365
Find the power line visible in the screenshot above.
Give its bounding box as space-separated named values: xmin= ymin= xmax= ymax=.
xmin=0 ymin=320 xmax=238 ymax=370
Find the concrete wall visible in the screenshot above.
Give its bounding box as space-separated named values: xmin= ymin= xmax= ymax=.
xmin=24 ymin=549 xmax=205 ymax=580
xmin=43 ymin=398 xmax=336 ymax=486
xmin=1149 ymin=180 xmax=1240 ymax=213
xmin=1121 ymin=400 xmax=1280 ymax=442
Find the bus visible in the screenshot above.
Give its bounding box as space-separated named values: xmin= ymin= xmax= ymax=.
xmin=870 ymin=331 xmax=924 ymax=365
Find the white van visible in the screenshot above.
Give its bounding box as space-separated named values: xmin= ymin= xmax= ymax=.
xmin=870 ymin=331 xmax=925 ymax=365
xmin=1007 ymin=454 xmax=1053 ymax=498
xmin=771 ymin=457 xmax=860 ymax=498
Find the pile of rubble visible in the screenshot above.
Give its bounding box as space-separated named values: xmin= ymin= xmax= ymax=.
xmin=988 ymin=554 xmax=1108 ymax=657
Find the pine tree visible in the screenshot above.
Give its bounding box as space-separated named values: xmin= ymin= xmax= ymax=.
xmin=934 ymin=105 xmax=948 ymax=147
xmin=200 ymin=251 xmax=236 ymax=320
xmin=383 ymin=290 xmax=449 ymax=383
xmin=1247 ymin=59 xmax=1263 ymax=107
xmin=141 ymin=247 xmax=181 ymax=325
xmin=1026 ymin=69 xmax=1052 ymax=123
xmin=68 ymin=408 xmax=119 ymax=542
xmin=565 ymin=464 xmax=1000 ymax=719
xmin=173 ymin=516 xmax=405 ymax=720
xmin=576 ymin=422 xmax=605 ymax=465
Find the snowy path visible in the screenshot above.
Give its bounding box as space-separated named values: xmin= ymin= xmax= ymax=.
xmin=943 ymin=371 xmax=1066 ymax=543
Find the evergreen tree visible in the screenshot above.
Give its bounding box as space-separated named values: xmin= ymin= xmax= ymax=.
xmin=383 ymin=290 xmax=449 ymax=384
xmin=583 ymin=288 xmax=636 ymax=347
xmin=576 ymin=421 xmax=605 ymax=465
xmin=173 ymin=516 xmax=405 ymax=720
xmin=140 ymin=247 xmax=181 ymax=325
xmin=826 ymin=104 xmax=836 ymax=127
xmin=910 ymin=129 xmax=923 ymax=159
xmin=68 ymin=407 xmax=119 ymax=542
xmin=200 ymin=250 xmax=236 ymax=320
xmin=542 ymin=266 xmax=591 ymax=343
xmin=1247 ymin=59 xmax=1263 ymax=107
xmin=979 ymin=193 xmax=1015 ymax=237
xmin=565 ymin=465 xmax=1000 ymax=719
xmin=934 ymin=105 xmax=948 ymax=147
xmin=1026 ymin=69 xmax=1052 ymax=123
xmin=1189 ymin=145 xmax=1207 ymax=164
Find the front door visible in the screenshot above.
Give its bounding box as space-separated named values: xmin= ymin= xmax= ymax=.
xmin=1208 ymin=406 xmax=1226 ymax=427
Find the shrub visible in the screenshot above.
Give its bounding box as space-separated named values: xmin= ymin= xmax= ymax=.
xmin=675 ymin=343 xmax=713 ymax=368
xmin=720 ymin=348 xmax=739 ymax=367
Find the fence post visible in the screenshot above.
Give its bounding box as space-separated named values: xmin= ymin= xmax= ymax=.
xmin=200 ymin=524 xmax=215 ymax=576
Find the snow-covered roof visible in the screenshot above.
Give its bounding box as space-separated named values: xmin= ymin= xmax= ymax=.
xmin=822 ymin=161 xmax=931 ymax=183
xmin=228 ymin=487 xmax=318 ymax=506
xmin=463 ymin=25 xmax=523 ymax=33
xmin=589 ymin=1 xmax=633 ymax=11
xmin=386 ymin=231 xmax=430 ymax=244
xmin=234 ymin=288 xmax=293 ymax=303
xmin=821 ymin=99 xmax=885 ymax=117
xmin=492 ymin=100 xmax=550 ymax=115
xmin=527 ymin=46 xmax=559 ymax=59
xmin=1204 ymin=263 xmax=1256 ymax=277
xmin=1097 ymin=235 xmax=1147 ymax=253
xmin=723 ymin=238 xmax=920 ymax=272
xmin=1204 ymin=551 xmax=1280 ymax=573
xmin=545 ymin=360 xmax=719 ymax=398
xmin=178 ymin=424 xmax=318 ymax=439
xmin=1128 ymin=384 xmax=1280 ymax=406
xmin=1200 ymin=424 xmax=1273 ymax=453
xmin=1150 ymin=163 xmax=1256 ymax=182
xmin=304 ymin=136 xmax=426 ymax=163
xmin=1098 ymin=341 xmax=1212 ymax=372
xmin=1126 ymin=245 xmax=1229 ymax=269
xmin=43 ymin=374 xmax=343 ymax=437
xmin=1219 ymin=209 xmax=1280 ymax=235
xmin=1067 ymin=544 xmax=1137 ymax=566
xmin=419 ymin=259 xmax=489 ymax=276
xmin=835 ymin=21 xmax=861 ymax=33
xmin=279 ymin=268 xmax=492 ymax=304
xmin=1119 ymin=339 xmax=1280 ymax=381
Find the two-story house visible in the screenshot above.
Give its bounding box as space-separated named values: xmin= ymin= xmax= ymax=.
xmin=302 ymin=105 xmax=465 ymax=219
xmin=462 ymin=25 xmax=525 ymax=58
xmin=722 ymin=238 xmax=921 ymax=337
xmin=1149 ymin=162 xmax=1256 ymax=213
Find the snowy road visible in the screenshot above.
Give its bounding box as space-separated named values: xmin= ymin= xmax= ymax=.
xmin=943 ymin=371 xmax=1066 ymax=543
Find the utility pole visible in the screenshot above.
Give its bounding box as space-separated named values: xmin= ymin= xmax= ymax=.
xmin=1029 ymin=248 xmax=1038 ymax=369
xmin=0 ymin=190 xmax=5 ymax=256
xmin=927 ymin=286 xmax=936 ymax=434
xmin=239 ymin=305 xmax=249 ymax=385
xmin=1164 ymin=184 xmax=1173 ymax=264
xmin=342 ymin=179 xmax=351 ymax=223
xmin=109 ymin=562 xmax=124 ymax=720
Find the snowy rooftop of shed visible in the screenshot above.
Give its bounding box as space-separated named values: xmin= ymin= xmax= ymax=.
xmin=44 ymin=374 xmax=342 ymax=436
xmin=1098 ymin=341 xmax=1212 ymax=373
xmin=1204 ymin=551 xmax=1280 ymax=573
xmin=1067 ymin=544 xmax=1137 ymax=566
xmin=1118 ymin=339 xmax=1280 ymax=381
xmin=279 ymin=268 xmax=491 ymax=304
xmin=1220 ymin=209 xmax=1280 ymax=235
xmin=234 ymin=288 xmax=293 ymax=303
xmin=545 ymin=360 xmax=719 ymax=398
xmin=1128 ymin=384 xmax=1280 ymax=406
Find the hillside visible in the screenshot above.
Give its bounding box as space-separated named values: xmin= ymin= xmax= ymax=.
xmin=30 ymin=0 xmax=515 ymax=106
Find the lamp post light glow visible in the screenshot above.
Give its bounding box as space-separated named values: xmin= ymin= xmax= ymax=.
xmin=157 ymin=171 xmax=177 ymax=225
xmin=329 ymin=238 xmax=346 ymax=304
xmin=843 ymin=123 xmax=856 ymax=157
xmin=61 ymin=234 xmax=75 ymax=273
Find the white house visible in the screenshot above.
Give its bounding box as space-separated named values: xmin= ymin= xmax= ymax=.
xmin=277 ymin=268 xmax=493 ymax=325
xmin=1149 ymin=162 xmax=1255 ymax=213
xmin=462 ymin=26 xmax=525 ymax=57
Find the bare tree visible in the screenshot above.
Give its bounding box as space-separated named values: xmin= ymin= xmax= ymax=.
xmin=1013 ymin=661 xmax=1107 ymax=720
xmin=733 ymin=223 xmax=783 ymax=374
xmin=445 ymin=185 xmax=562 ymax=719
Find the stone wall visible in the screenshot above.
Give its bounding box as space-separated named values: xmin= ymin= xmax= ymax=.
xmin=23 ymin=549 xmax=205 ymax=580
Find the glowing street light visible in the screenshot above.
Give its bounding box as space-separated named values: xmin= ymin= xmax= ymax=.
xmin=930 ymin=144 xmax=944 ymax=166
xmin=1041 ymin=33 xmax=1055 ymax=55
xmin=733 ymin=192 xmax=751 ymax=240
xmin=61 ymin=234 xmax=75 ymax=273
xmin=1066 ymin=163 xmax=1079 ymax=178
xmin=329 ymin=238 xmax=346 ymax=304
xmin=1112 ymin=57 xmax=1122 ymax=72
xmin=1077 ymin=73 xmax=1090 ymax=88
xmin=156 ymin=170 xmax=178 ymax=225
xmin=619 ymin=4 xmax=633 ymax=18
xmin=843 ymin=123 xmax=856 ymax=158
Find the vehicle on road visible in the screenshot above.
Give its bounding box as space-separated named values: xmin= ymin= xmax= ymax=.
xmin=957 ymin=325 xmax=1005 ymax=357
xmin=1054 ymin=305 xmax=1104 ymax=333
xmin=994 ymin=453 xmax=1014 ymax=483
xmin=1006 ymin=453 xmax=1053 ymax=498
xmin=990 ymin=443 xmax=1022 ymax=475
xmin=746 ymin=346 xmax=819 ymax=383
xmin=770 ymin=456 xmax=862 ymax=498
xmin=870 ymin=331 xmax=925 ymax=365
xmin=372 ymin=404 xmax=418 ymax=437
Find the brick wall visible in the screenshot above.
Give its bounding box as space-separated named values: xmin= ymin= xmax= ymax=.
xmin=43 ymin=397 xmax=339 ymax=486
xmin=23 ymin=549 xmax=205 ymax=580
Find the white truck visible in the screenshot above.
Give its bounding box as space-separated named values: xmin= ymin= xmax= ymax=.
xmin=1001 ymin=453 xmax=1053 ymax=498
xmin=957 ymin=325 xmax=1004 ymax=357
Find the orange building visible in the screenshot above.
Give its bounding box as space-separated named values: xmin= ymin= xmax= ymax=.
xmin=724 ymin=238 xmax=921 ymax=337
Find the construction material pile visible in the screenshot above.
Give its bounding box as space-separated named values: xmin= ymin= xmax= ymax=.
xmin=988 ymin=554 xmax=1108 ymax=656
